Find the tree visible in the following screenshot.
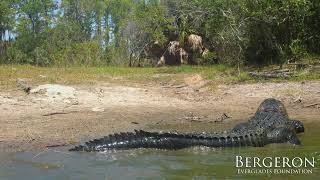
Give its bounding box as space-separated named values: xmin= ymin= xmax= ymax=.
xmin=0 ymin=0 xmax=14 ymax=59
xmin=1 ymin=0 xmax=319 ymax=67
xmin=11 ymin=0 xmax=57 ymax=64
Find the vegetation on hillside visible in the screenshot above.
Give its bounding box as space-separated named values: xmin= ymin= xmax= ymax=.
xmin=0 ymin=0 xmax=319 ymax=68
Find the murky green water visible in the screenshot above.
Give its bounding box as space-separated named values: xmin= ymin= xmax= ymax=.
xmin=0 ymin=122 xmax=319 ymax=179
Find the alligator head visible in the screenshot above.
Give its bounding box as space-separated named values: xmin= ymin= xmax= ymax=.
xmin=255 ymin=98 xmax=288 ymax=117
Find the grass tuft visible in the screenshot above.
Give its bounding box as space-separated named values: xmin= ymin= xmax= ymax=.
xmin=0 ymin=64 xmax=318 ymax=90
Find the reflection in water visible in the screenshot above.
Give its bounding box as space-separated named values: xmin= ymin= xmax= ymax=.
xmin=0 ymin=122 xmax=319 ymax=179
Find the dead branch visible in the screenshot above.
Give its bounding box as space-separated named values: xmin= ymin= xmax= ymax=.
xmin=190 ymin=119 xmax=203 ymax=123
xmin=45 ymin=143 xmax=67 ymax=148
xmin=210 ymin=113 xmax=231 ymax=123
xmin=161 ymin=84 xmax=188 ymax=89
xmin=42 ymin=111 xmax=78 ymax=116
xmin=17 ymin=78 xmax=31 ymax=93
xmin=304 ymin=103 xmax=319 ymax=108
xmin=293 ymin=96 xmax=302 ymax=103
xmin=155 ymin=120 xmax=164 ymax=124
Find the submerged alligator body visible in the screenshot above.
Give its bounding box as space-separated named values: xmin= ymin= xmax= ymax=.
xmin=70 ymin=98 xmax=304 ymax=152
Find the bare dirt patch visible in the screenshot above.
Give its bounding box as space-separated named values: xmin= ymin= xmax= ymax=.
xmin=0 ymin=80 xmax=319 ymax=151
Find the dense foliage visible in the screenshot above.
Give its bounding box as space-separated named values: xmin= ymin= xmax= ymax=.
xmin=0 ymin=0 xmax=319 ymax=67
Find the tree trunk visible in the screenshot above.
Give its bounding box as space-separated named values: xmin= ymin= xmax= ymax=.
xmin=129 ymin=53 xmax=133 ymax=67
xmin=104 ymin=11 xmax=110 ymax=49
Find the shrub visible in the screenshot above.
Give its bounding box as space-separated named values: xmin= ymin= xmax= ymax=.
xmin=52 ymin=41 xmax=105 ymax=66
xmin=33 ymin=47 xmax=51 ymax=66
xmin=199 ymin=51 xmax=218 ymax=65
xmin=4 ymin=46 xmax=28 ymax=64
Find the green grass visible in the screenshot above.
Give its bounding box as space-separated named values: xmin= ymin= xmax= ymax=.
xmin=0 ymin=64 xmax=319 ymax=90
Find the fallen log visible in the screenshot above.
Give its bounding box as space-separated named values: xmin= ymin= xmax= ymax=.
xmin=274 ymin=69 xmax=291 ymax=73
xmin=249 ymin=71 xmax=293 ymax=78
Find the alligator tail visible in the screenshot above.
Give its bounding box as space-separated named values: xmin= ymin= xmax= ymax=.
xmin=69 ymin=130 xmax=267 ymax=152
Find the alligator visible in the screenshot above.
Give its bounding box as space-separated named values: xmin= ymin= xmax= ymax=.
xmin=69 ymin=98 xmax=304 ymax=152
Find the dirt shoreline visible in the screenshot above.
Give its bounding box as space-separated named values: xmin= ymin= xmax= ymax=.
xmin=0 ymin=80 xmax=319 ymax=152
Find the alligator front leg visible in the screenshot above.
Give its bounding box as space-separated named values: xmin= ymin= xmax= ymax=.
xmin=267 ymin=127 xmax=301 ymax=145
xmin=230 ymin=122 xmax=249 ymax=133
